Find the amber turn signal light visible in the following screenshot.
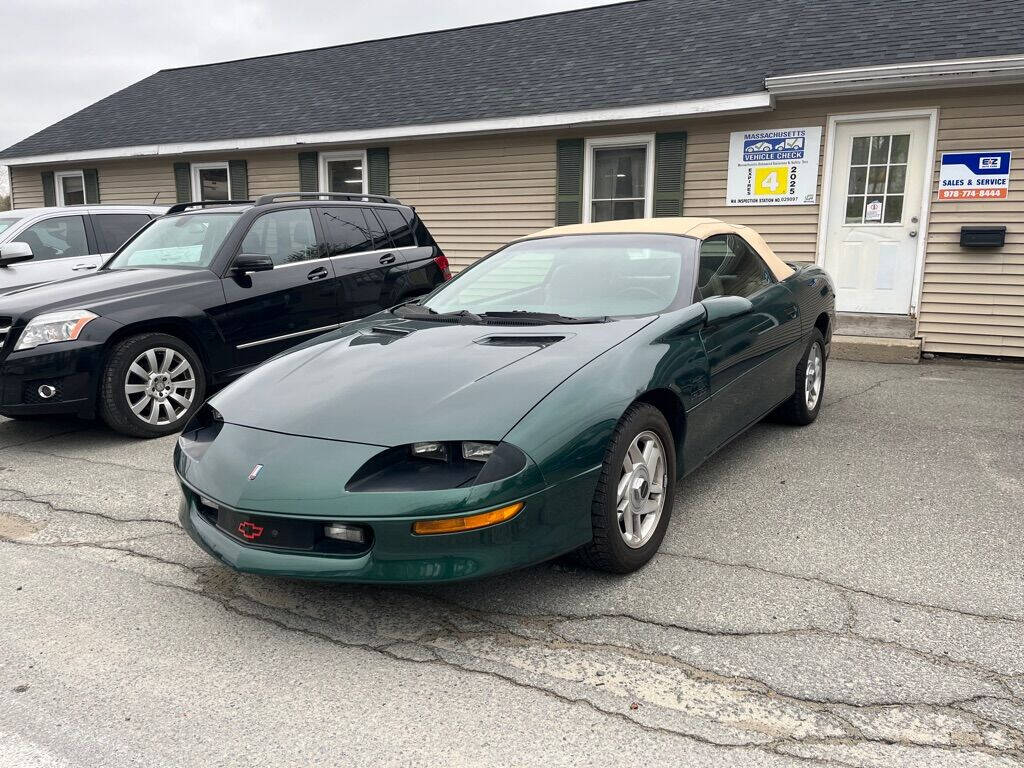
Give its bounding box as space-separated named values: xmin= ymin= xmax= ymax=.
xmin=412 ymin=502 xmax=524 ymax=535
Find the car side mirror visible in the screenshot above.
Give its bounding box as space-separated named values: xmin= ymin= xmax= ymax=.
xmin=232 ymin=254 xmax=275 ymax=274
xmin=701 ymin=295 xmax=753 ymax=326
xmin=0 ymin=241 xmax=34 ymax=267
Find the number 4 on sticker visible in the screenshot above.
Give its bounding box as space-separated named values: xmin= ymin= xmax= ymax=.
xmin=754 ymin=166 xmax=788 ymax=195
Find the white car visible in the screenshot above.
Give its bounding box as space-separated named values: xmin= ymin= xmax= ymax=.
xmin=0 ymin=205 xmax=167 ymax=292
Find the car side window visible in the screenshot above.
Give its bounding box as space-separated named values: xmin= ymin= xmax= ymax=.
xmin=696 ymin=234 xmax=774 ymax=300
xmin=12 ymin=216 xmax=89 ymax=262
xmin=240 ymin=208 xmax=320 ymax=266
xmin=375 ymin=208 xmax=415 ymax=248
xmin=319 ymin=207 xmax=375 ymax=257
xmin=92 ymin=214 xmax=151 ymax=253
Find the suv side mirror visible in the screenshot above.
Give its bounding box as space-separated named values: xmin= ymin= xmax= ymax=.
xmin=0 ymin=241 xmax=34 ymax=267
xmin=702 ymin=295 xmax=753 ymax=326
xmin=232 ymin=254 xmax=275 ymax=274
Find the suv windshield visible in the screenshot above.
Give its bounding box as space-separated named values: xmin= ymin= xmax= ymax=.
xmin=0 ymin=216 xmax=25 ymax=236
xmin=421 ymin=234 xmax=692 ymax=319
xmin=106 ymin=212 xmax=241 ymax=269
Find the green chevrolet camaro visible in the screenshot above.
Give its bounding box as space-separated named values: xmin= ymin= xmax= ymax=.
xmin=176 ymin=218 xmax=835 ymax=582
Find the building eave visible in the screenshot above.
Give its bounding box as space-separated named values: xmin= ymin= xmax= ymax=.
xmin=766 ymin=54 xmax=1024 ymax=98
xmin=0 ymin=91 xmax=774 ymax=166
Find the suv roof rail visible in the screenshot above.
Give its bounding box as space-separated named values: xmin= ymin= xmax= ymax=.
xmin=253 ymin=192 xmax=403 ymax=206
xmin=166 ymin=200 xmax=253 ymax=215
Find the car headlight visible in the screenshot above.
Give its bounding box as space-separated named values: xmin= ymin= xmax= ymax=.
xmin=347 ymin=441 xmax=528 ymax=491
xmin=14 ymin=310 xmax=98 ymax=351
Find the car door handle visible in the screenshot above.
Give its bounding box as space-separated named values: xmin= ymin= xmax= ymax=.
xmin=786 ymin=307 xmax=799 ymax=319
xmin=307 ymin=266 xmax=329 ymax=281
xmin=71 ymin=263 xmax=98 ymax=271
xmin=378 ymin=253 xmax=397 ymax=265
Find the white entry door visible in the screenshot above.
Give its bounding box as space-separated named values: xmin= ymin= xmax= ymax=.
xmin=822 ymin=116 xmax=930 ymax=314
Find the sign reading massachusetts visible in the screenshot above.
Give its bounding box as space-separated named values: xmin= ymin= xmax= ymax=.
xmin=726 ymin=127 xmax=822 ymax=206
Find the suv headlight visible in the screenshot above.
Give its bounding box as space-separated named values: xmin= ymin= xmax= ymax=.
xmin=14 ymin=310 xmax=98 ymax=351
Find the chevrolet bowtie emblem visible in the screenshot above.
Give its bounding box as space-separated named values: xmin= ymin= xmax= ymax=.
xmin=248 ymin=464 xmax=264 ymax=481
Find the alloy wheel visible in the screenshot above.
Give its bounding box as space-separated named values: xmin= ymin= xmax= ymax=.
xmin=616 ymin=430 xmax=667 ymax=548
xmin=805 ymin=342 xmax=823 ymax=410
xmin=124 ymin=347 xmax=196 ymax=425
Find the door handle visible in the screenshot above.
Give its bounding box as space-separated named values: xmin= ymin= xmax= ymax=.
xmin=378 ymin=253 xmax=397 ymax=265
xmin=909 ymin=230 xmax=918 ymax=238
xmin=307 ymin=266 xmax=329 ymax=281
xmin=71 ymin=263 xmax=98 ymax=271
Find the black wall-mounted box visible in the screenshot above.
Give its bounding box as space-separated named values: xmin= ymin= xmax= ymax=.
xmin=960 ymin=226 xmax=1007 ymax=248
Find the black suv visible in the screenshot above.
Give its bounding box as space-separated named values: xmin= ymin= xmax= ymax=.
xmin=0 ymin=193 xmax=449 ymax=437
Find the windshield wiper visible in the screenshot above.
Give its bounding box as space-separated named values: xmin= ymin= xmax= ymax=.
xmin=477 ymin=311 xmax=609 ymax=325
xmin=392 ymin=303 xmax=482 ymax=323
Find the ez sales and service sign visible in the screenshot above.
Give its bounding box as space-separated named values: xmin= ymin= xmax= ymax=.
xmin=726 ymin=127 xmax=822 ymax=206
xmin=938 ymin=151 xmax=1011 ymax=200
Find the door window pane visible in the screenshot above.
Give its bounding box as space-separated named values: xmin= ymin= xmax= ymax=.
xmin=696 ymin=235 xmax=773 ymax=300
xmin=890 ymin=134 xmax=910 ymax=164
xmin=241 ymin=208 xmax=319 ymax=265
xmin=845 ymin=196 xmax=865 ymax=224
xmin=327 ymin=159 xmax=363 ymax=194
xmin=883 ymin=195 xmax=904 ymax=224
xmin=867 ymin=166 xmax=888 ymax=194
xmin=13 ymin=216 xmax=88 ymax=261
xmin=92 ymin=214 xmax=150 ymax=252
xmin=847 ymin=166 xmax=867 ymax=194
xmin=60 ymin=174 xmax=85 ymax=206
xmin=590 ymin=145 xmax=647 ymax=222
xmin=844 ymin=133 xmax=910 ymax=225
xmin=374 ymin=208 xmax=415 ymax=248
xmin=320 ymin=207 xmax=374 ymax=256
xmin=198 ymin=167 xmax=229 ymax=201
xmin=887 ymin=165 xmax=906 ymax=194
xmin=850 ymin=137 xmax=870 ymax=165
xmin=869 ymin=135 xmax=890 ymax=164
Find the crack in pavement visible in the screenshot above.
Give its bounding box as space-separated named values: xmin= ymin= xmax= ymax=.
xmin=0 ymin=486 xmax=179 ymax=530
xmin=822 ymin=374 xmax=917 ymax=410
xmin=3 ymin=446 xmax=174 ymax=477
xmin=0 ymin=426 xmax=91 ymax=451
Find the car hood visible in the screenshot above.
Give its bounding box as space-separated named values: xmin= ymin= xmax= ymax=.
xmin=0 ymin=268 xmax=218 ymax=317
xmin=211 ymin=315 xmax=655 ymax=445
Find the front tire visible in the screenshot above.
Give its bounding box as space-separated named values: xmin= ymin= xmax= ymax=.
xmin=576 ymin=403 xmax=676 ymax=573
xmin=775 ymin=329 xmax=826 ymax=426
xmin=99 ymin=333 xmax=206 ymax=438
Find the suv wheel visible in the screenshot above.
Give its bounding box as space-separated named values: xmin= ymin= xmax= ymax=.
xmin=99 ymin=333 xmax=206 ymax=438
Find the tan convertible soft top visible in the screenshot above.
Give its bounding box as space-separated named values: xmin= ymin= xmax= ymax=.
xmin=522 ymin=217 xmax=795 ymax=281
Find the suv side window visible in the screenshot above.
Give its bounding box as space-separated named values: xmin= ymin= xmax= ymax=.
xmin=240 ymin=208 xmax=320 ymax=266
xmin=92 ymin=213 xmax=151 ymax=253
xmin=696 ymin=234 xmax=774 ymax=300
xmin=12 ymin=215 xmax=89 ymax=261
xmin=375 ymin=208 xmax=415 ymax=248
xmin=320 ymin=207 xmax=374 ymax=256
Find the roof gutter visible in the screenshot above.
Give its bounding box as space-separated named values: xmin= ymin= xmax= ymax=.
xmin=766 ymin=54 xmax=1024 ymax=98
xmin=1 ymin=91 xmax=773 ymax=166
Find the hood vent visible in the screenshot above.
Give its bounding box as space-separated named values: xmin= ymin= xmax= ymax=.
xmin=475 ymin=335 xmax=565 ymax=347
xmin=368 ymin=325 xmax=412 ymax=337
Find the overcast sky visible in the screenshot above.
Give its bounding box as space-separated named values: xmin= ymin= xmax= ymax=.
xmin=0 ymin=0 xmax=620 ymax=195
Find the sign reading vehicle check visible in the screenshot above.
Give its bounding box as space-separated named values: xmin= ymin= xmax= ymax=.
xmin=938 ymin=151 xmax=1012 ymax=200
xmin=726 ymin=127 xmax=822 ymax=206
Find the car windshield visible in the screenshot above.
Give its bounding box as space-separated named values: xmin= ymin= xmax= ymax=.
xmin=106 ymin=212 xmax=241 ymax=269
xmin=0 ymin=216 xmax=25 ymax=236
xmin=420 ymin=234 xmax=690 ymax=319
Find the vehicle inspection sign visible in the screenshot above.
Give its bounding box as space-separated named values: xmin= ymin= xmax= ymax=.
xmin=938 ymin=151 xmax=1011 ymax=200
xmin=726 ymin=127 xmax=822 ymax=206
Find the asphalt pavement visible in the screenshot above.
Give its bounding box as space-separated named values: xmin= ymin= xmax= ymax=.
xmin=1 ymin=359 xmax=1022 ymax=767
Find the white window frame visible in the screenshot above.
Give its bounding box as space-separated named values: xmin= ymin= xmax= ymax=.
xmin=582 ymin=134 xmax=655 ymax=223
xmin=319 ymin=150 xmax=368 ymax=195
xmin=190 ymin=162 xmax=232 ymax=201
xmin=54 ymin=170 xmax=86 ymax=206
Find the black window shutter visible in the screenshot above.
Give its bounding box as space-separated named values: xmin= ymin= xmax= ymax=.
xmin=298 ymin=152 xmax=319 ymax=194
xmin=366 ymin=148 xmax=390 ymax=196
xmin=653 ymin=132 xmax=687 ymax=217
xmin=228 ymin=159 xmax=248 ymax=200
xmin=173 ymin=162 xmax=191 ymax=203
xmin=83 ymin=169 xmax=100 ymax=204
xmin=41 ymin=171 xmax=56 ymax=207
xmin=555 ymin=139 xmax=584 ymax=225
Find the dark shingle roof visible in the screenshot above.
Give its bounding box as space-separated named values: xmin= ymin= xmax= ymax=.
xmin=3 ymin=0 xmax=1023 ymax=159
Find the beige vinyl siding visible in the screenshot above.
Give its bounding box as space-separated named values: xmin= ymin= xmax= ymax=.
xmin=246 ymin=151 xmax=300 ymax=198
xmin=389 ymin=136 xmax=556 ymax=271
xmin=95 ymin=160 xmax=175 ymax=205
xmin=10 ymin=167 xmax=45 ymax=208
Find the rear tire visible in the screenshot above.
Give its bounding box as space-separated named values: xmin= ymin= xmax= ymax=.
xmin=99 ymin=333 xmax=206 ymax=438
xmin=576 ymin=403 xmax=676 ymax=573
xmin=775 ymin=329 xmax=826 ymax=426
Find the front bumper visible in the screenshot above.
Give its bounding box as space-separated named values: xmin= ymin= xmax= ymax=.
xmin=0 ymin=339 xmax=107 ymax=418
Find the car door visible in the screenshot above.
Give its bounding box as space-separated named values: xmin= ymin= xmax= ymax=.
xmin=90 ymin=212 xmax=153 ymax=257
xmin=696 ymin=234 xmax=800 ymax=447
xmin=217 ymin=207 xmax=339 ymax=370
xmin=318 ymin=205 xmax=406 ymax=321
xmin=1 ymin=214 xmax=97 ymax=291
